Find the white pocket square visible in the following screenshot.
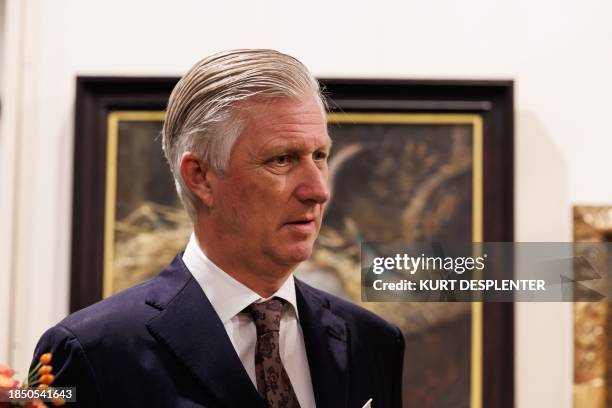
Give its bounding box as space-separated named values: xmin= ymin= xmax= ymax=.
xmin=362 ymin=398 xmax=373 ymax=408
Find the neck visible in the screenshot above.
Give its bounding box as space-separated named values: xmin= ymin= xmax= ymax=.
xmin=193 ymin=230 xmax=294 ymax=298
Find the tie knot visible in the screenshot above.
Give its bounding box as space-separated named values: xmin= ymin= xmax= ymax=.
xmin=245 ymin=298 xmax=285 ymax=335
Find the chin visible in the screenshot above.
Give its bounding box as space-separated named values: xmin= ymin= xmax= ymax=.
xmin=282 ymin=243 xmax=315 ymax=264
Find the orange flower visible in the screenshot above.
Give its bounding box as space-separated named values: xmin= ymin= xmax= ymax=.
xmin=37 ymin=383 xmax=49 ymax=389
xmin=38 ymin=365 xmax=53 ymax=375
xmin=52 ymin=397 xmax=66 ymax=406
xmin=0 ymin=363 xmax=14 ymax=377
xmin=39 ymin=353 xmax=52 ymax=365
xmin=39 ymin=374 xmax=54 ymax=385
xmin=0 ymin=375 xmax=19 ymax=388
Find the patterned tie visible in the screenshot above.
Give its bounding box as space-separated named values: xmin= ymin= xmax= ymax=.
xmin=245 ymin=298 xmax=301 ymax=408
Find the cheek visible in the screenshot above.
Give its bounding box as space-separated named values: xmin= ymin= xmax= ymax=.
xmin=245 ymin=176 xmax=287 ymax=205
xmin=219 ymin=171 xmax=288 ymax=225
xmin=228 ymin=180 xmax=275 ymax=223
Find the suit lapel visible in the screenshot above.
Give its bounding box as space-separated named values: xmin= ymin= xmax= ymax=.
xmin=145 ymin=257 xmax=265 ymax=408
xmin=296 ymin=279 xmax=349 ymax=408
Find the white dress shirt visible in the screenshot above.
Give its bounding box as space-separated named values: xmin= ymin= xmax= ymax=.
xmin=182 ymin=233 xmax=316 ymax=407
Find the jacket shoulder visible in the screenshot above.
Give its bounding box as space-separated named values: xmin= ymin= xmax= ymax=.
xmin=59 ymin=255 xmax=190 ymax=341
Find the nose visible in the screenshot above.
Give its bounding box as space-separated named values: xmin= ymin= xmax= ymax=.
xmin=294 ymin=159 xmax=330 ymax=205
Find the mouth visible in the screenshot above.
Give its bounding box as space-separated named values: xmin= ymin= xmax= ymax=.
xmin=286 ymin=218 xmax=316 ymax=224
xmin=284 ymin=218 xmax=317 ymax=234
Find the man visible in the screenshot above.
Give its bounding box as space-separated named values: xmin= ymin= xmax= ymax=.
xmin=31 ymin=49 xmax=404 ymax=407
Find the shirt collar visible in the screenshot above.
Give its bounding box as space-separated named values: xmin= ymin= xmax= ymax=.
xmin=182 ymin=233 xmax=299 ymax=324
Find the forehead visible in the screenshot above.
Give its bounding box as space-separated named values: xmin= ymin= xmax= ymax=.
xmin=236 ymin=95 xmax=330 ymax=149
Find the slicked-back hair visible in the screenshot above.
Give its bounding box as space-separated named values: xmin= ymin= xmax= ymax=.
xmin=162 ymin=49 xmax=326 ymax=221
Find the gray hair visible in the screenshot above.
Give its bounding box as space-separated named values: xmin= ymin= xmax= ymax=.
xmin=162 ymin=49 xmax=326 ymax=221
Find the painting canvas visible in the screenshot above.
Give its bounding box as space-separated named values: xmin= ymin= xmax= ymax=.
xmin=103 ymin=112 xmax=188 ymax=296
xmin=104 ymin=112 xmax=482 ymax=408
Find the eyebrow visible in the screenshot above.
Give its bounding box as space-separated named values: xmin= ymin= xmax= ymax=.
xmin=260 ymin=139 xmax=332 ymax=156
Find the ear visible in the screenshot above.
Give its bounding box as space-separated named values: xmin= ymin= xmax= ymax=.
xmin=179 ymin=152 xmax=215 ymax=208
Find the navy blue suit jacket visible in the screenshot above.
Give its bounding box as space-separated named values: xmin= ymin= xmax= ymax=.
xmin=32 ymin=256 xmax=404 ymax=407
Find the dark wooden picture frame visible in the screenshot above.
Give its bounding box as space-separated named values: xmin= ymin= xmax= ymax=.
xmin=71 ymin=77 xmax=514 ymax=408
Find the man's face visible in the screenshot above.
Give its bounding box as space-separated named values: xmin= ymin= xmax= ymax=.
xmin=206 ymin=93 xmax=331 ymax=273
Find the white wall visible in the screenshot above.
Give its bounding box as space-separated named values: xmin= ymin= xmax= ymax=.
xmin=0 ymin=0 xmax=23 ymax=365
xmin=0 ymin=0 xmax=7 ymax=366
xmin=0 ymin=1 xmax=4 ymax=94
xmin=4 ymin=0 xmax=612 ymax=405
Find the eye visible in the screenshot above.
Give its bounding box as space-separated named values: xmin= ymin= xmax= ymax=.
xmin=313 ymin=151 xmax=328 ymax=162
xmin=271 ymin=155 xmax=291 ymax=166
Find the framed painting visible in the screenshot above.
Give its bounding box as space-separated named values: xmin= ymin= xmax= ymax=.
xmin=71 ymin=77 xmax=514 ymax=408
xmin=573 ymin=206 xmax=612 ymax=408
